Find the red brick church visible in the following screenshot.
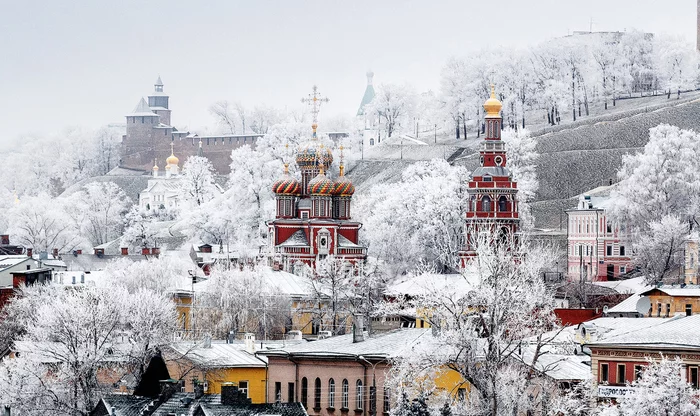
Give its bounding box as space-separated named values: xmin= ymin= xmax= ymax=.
xmin=267 ymin=89 xmax=366 ymax=272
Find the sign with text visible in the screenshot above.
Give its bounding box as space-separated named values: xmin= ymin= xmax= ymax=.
xmin=598 ymin=386 xmax=634 ymax=398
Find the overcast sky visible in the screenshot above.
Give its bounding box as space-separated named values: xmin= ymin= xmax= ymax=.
xmin=0 ymin=0 xmax=696 ymax=146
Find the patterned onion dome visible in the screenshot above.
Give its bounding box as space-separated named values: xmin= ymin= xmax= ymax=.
xmin=308 ymin=171 xmax=334 ymax=196
xmin=333 ymin=176 xmax=355 ymax=196
xmin=296 ymin=141 xmax=334 ymax=169
xmin=332 ymin=165 xmax=355 ymax=196
xmin=272 ymin=164 xmax=301 ymax=195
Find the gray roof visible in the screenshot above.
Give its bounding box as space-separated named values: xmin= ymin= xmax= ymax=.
xmin=0 ymin=255 xmax=31 ymax=271
xmin=168 ymin=342 xmax=266 ymax=368
xmin=471 ymin=166 xmax=512 ymax=178
xmin=99 ymin=395 xmax=152 ymax=416
xmin=586 ymin=315 xmax=700 ymax=349
xmin=199 ymin=400 xmax=307 ymax=416
xmin=129 ymin=97 xmax=159 ymax=117
xmin=641 ymin=285 xmax=700 ymax=297
xmin=260 ymin=328 xmax=431 ymax=360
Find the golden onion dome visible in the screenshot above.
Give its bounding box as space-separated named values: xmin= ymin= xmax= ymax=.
xmin=483 ymin=84 xmax=502 ymax=117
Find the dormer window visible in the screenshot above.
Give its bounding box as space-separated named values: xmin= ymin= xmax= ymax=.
xmin=483 ymin=175 xmax=492 ymax=182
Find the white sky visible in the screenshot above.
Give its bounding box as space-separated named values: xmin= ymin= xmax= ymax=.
xmin=0 ymin=0 xmax=696 ymax=146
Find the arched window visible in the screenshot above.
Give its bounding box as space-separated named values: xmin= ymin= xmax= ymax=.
xmin=481 ymin=196 xmax=491 ymax=212
xmin=356 ymin=379 xmax=364 ymax=410
xmin=301 ymin=377 xmax=308 ymax=409
xmin=342 ymin=379 xmax=349 ymax=409
xmin=498 ymin=196 xmax=508 ymax=212
xmin=314 ymin=378 xmax=321 ymax=409
xmin=329 ymin=378 xmax=336 ymax=408
xmin=370 ymin=138 xmax=375 ymax=146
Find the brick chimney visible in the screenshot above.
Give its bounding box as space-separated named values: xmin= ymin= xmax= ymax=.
xmin=121 ymin=247 xmax=128 ymax=255
xmin=27 ymin=248 xmax=33 ymax=257
xmin=52 ymin=248 xmax=58 ymax=258
xmin=142 ymin=247 xmax=151 ymax=255
xmin=0 ymin=235 xmax=9 ymax=245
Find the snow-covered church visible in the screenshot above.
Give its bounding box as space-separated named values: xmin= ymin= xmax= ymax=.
xmin=267 ymin=121 xmax=367 ymax=273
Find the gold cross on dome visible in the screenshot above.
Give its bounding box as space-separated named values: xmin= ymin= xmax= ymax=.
xmin=301 ymin=85 xmax=330 ymax=125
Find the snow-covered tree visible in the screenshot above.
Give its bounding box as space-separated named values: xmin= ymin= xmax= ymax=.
xmin=501 ymin=128 xmax=538 ymax=230
xmin=121 ymin=206 xmax=161 ymax=251
xmin=181 ymin=155 xmax=218 ymax=207
xmin=0 ymin=283 xmax=176 ymax=416
xmin=193 ymin=264 xmax=292 ymax=339
xmin=613 ymin=356 xmax=700 ymax=416
xmin=388 ymin=236 xmax=564 ymax=416
xmin=67 ymin=181 xmax=132 ymax=246
xmin=355 ymin=159 xmax=469 ymax=274
xmin=611 ymin=124 xmax=700 ymax=282
xmin=364 ymin=83 xmax=417 ymax=138
xmin=7 ymin=193 xmax=83 ymax=253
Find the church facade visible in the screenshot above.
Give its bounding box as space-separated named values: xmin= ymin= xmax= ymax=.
xmin=120 ymin=77 xmax=262 ymax=174
xmin=267 ymin=87 xmax=367 ymax=273
xmin=459 ymin=87 xmax=520 ymax=266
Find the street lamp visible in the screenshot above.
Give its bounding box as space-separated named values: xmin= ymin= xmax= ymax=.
xmin=358 ymin=355 xmax=383 ymax=416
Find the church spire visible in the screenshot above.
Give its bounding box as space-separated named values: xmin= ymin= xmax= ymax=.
xmin=301 ymin=85 xmax=330 ymax=138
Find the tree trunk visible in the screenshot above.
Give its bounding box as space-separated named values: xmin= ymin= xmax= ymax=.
xmin=462 ymin=112 xmax=467 ymax=140
xmin=455 ymin=120 xmax=460 ymax=139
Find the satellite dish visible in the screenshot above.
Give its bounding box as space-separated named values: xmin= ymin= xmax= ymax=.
xmin=636 ymin=296 xmax=651 ymax=316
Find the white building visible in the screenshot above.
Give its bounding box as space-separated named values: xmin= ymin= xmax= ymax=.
xmin=139 ymin=152 xmax=182 ymax=211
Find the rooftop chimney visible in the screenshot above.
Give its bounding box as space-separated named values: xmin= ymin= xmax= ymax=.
xmin=0 ymin=235 xmax=9 ymax=245
xmin=353 ymin=315 xmax=365 ymax=343
xmin=244 ymin=333 xmax=256 ymax=354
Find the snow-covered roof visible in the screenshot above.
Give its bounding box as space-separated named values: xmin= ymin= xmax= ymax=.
xmin=587 ymin=315 xmax=700 ymax=349
xmin=184 ymin=267 xmax=314 ymax=298
xmin=640 ymin=285 xmax=700 ymax=297
xmin=386 ymin=273 xmax=474 ymax=298
xmin=593 ymin=277 xmax=649 ymax=294
xmin=128 ymin=98 xmax=159 ymax=117
xmin=579 ymin=317 xmax=673 ymax=342
xmin=168 ymin=341 xmax=266 ymax=368
xmin=260 ymin=328 xmax=432 ymax=359
xmin=53 ymin=270 xmax=106 ymax=287
xmin=141 ymin=178 xmax=182 ymax=194
xmin=0 ymin=255 xmax=31 ymax=271
xmin=337 ymin=235 xmax=362 ymax=248
xmin=606 ymin=293 xmax=643 ymax=314
xmin=519 ymin=347 xmax=592 ymax=381
xmin=279 ymin=230 xmax=309 ymax=247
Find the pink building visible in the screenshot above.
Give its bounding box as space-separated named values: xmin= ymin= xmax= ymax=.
xmin=566 ymin=186 xmax=632 ymax=281
xmin=260 ymin=328 xmax=439 ymax=416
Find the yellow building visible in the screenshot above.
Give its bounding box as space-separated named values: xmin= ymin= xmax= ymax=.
xmin=164 ymin=336 xmax=267 ymax=404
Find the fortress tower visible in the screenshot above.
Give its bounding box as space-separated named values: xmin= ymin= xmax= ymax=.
xmin=120 ymin=76 xmax=263 ymax=174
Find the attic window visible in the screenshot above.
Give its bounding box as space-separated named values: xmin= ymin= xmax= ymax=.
xmin=483 ymin=175 xmax=492 ymax=182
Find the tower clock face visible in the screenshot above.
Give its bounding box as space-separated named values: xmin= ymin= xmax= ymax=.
xmin=495 ymin=156 xmax=503 ymax=166
xmin=320 ymin=237 xmax=327 ymax=247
